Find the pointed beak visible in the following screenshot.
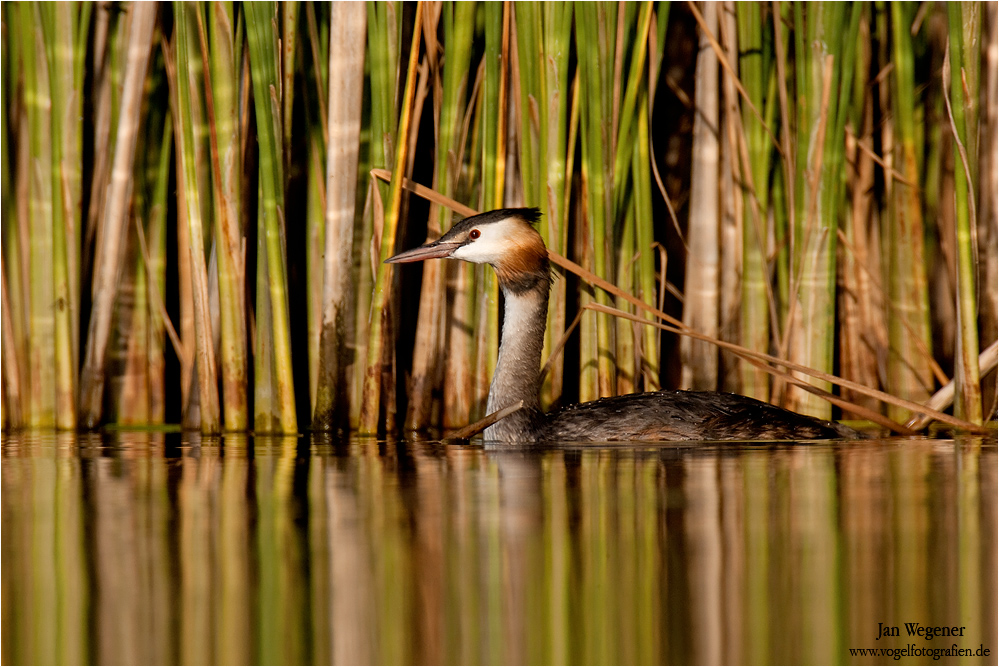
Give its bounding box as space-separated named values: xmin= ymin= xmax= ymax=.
xmin=384 ymin=240 xmax=462 ymax=264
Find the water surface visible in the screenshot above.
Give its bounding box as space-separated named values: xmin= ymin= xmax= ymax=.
xmin=2 ymin=432 xmax=996 ymax=665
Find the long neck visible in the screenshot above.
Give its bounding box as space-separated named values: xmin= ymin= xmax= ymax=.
xmin=484 ymin=281 xmax=549 ymax=441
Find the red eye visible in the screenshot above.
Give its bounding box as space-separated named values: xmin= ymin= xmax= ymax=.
xmin=469 ymin=229 xmax=481 ymax=240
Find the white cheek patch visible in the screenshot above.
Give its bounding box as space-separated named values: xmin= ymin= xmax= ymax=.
xmin=452 ymin=237 xmax=504 ymax=264
xmin=451 ymin=219 xmax=521 ymax=264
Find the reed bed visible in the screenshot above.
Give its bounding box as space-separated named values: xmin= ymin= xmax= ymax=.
xmin=2 ymin=1 xmax=996 ymax=434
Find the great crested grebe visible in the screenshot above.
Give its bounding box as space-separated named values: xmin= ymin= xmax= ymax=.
xmin=387 ymin=208 xmax=859 ymax=443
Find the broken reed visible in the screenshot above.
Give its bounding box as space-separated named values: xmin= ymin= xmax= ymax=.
xmin=1 ymin=2 xmax=995 ymax=434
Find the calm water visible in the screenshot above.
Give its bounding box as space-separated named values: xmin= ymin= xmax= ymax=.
xmin=2 ymin=431 xmax=996 ymax=665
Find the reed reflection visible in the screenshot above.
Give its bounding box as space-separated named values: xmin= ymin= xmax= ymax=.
xmin=2 ymin=433 xmax=996 ymax=665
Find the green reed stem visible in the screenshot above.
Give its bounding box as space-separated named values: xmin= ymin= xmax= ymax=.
xmin=541 ymin=2 xmax=572 ymax=407
xmin=2 ymin=5 xmax=24 ymax=428
xmin=207 ymin=1 xmax=248 ymax=430
xmin=515 ymin=2 xmax=541 ymax=207
xmin=299 ymin=2 xmax=331 ymax=418
xmin=1 ymin=10 xmax=23 ymax=427
xmin=246 ymin=0 xmax=296 ymax=433
xmin=615 ymin=204 xmax=636 ymax=394
xmin=737 ymin=2 xmax=773 ymax=401
xmin=359 ymin=1 xmax=424 ymax=434
xmin=480 ymin=1 xmax=506 ymax=405
xmin=175 ymin=1 xmax=220 ymax=432
xmin=22 ymin=2 xmax=57 ymax=427
xmin=439 ymin=2 xmax=477 ymax=429
xmin=948 ymin=1 xmax=983 ymax=423
xmin=576 ymin=1 xmax=617 ymax=401
xmin=482 ymin=2 xmax=506 ymax=211
xmin=514 ymin=3 xmax=574 ymax=406
xmin=47 ymin=3 xmax=85 ymax=427
xmin=306 ymin=128 xmax=324 ymax=411
xmin=787 ymin=1 xmax=859 ymax=418
xmin=351 ymin=1 xmax=400 ymax=430
xmin=145 ymin=114 xmax=173 ymax=423
xmin=611 ymin=1 xmax=652 ymax=208
xmin=282 ymin=2 xmax=298 ymax=180
xmin=633 ymin=91 xmax=659 ymax=389
xmin=884 ymin=2 xmax=933 ymax=420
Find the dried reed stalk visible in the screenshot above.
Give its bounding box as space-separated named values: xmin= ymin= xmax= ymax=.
xmin=79 ymin=3 xmax=158 ymax=428
xmin=681 ymin=1 xmax=720 ymax=391
xmin=313 ymin=2 xmax=366 ymax=433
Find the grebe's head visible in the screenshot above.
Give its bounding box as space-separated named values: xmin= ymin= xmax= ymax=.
xmin=386 ymin=208 xmax=550 ymax=293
